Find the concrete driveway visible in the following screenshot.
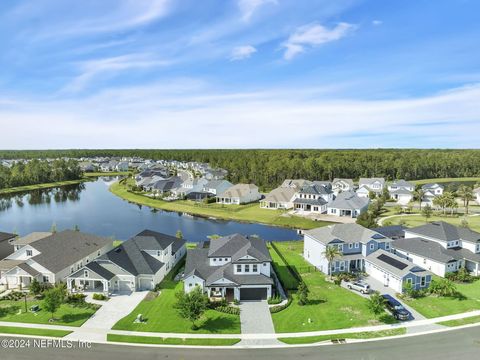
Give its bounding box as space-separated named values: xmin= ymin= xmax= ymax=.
xmin=66 ymin=291 xmax=147 ymax=341
xmin=342 ymin=277 xmax=425 ymax=321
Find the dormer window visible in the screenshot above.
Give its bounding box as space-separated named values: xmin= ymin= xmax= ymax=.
xmin=84 ymin=270 xmax=89 ymax=278
xmin=369 ymin=243 xmax=375 ymax=250
xmin=244 ymin=265 xmax=250 ymax=273
xmin=224 ymin=258 xmax=228 ymax=261
xmin=236 ymin=264 xmax=241 ymax=272
xmin=253 ymin=264 xmax=258 ymax=272
xmin=26 ymin=249 xmax=32 ymax=257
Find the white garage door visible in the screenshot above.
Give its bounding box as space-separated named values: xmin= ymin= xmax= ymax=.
xmin=118 ymin=281 xmax=133 ymax=292
xmin=366 ymin=263 xmax=403 ymax=293
xmin=139 ymin=278 xmax=153 ymax=291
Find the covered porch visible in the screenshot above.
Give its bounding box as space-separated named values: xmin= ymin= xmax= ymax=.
xmin=3 ymin=264 xmax=42 ymax=290
xmin=67 ymin=277 xmax=109 ymax=294
xmin=207 ymin=286 xmax=235 ymax=302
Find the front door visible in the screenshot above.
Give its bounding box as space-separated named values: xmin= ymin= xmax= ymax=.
xmin=225 ymin=288 xmax=234 ymax=302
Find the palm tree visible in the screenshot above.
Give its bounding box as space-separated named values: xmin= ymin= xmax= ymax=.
xmin=322 ymin=246 xmax=342 ymax=279
xmin=414 ymin=189 xmax=425 ymax=210
xmin=457 ymin=186 xmax=475 ymax=214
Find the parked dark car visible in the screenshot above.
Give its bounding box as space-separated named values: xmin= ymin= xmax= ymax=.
xmin=382 ymin=294 xmax=410 ymax=321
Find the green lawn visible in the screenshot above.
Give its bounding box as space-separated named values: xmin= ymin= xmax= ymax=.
xmin=112 ymin=281 xmax=240 ymax=334
xmin=107 ymin=334 xmax=240 ymax=346
xmin=0 ymin=179 xmax=89 ymax=194
xmin=438 ymin=315 xmax=480 ymax=327
xmin=84 ymin=172 xmax=132 ymax=177
xmin=0 ymin=299 xmax=98 ymax=327
xmin=110 ymin=180 xmax=329 ymax=230
xmin=412 ymin=177 xmax=480 ymax=186
xmin=278 ymin=328 xmax=406 ymax=344
xmin=383 ymin=214 xmax=480 ymax=233
xmin=269 ymin=242 xmax=395 ymax=333
xmin=0 ymin=325 xmax=72 ymax=337
xmin=403 ymin=279 xmax=480 ymax=318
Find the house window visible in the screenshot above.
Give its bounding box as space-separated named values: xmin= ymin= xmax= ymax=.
xmin=244 ymin=265 xmax=250 ymax=273
xmin=26 ymin=249 xmax=32 ymax=256
xmin=157 ymin=251 xmax=161 ymax=256
xmin=189 ymin=283 xmax=193 ymax=287
xmin=213 ymin=258 xmax=217 ymax=262
xmin=406 ymin=278 xmax=412 ymax=285
xmin=236 ymin=265 xmax=241 ymax=273
xmin=98 ymin=251 xmax=101 ymax=256
xmin=43 ymin=276 xmax=49 ymax=283
xmin=348 ymin=243 xmax=353 ymax=249
xmin=84 ymin=270 xmax=89 ymax=278
xmin=339 ymin=262 xmax=345 ymax=271
xmin=70 ymin=267 xmax=74 ymax=273
xmin=224 ymin=258 xmax=228 ymax=261
xmin=421 ymin=277 xmax=426 ymax=287
xmin=253 ymin=264 xmax=258 ymax=272
xmin=385 ymin=243 xmax=390 ymax=250
xmin=369 ymin=243 xmax=375 ymax=250
xmin=423 ymin=258 xmax=427 ymax=264
xmin=355 ymin=243 xmax=359 ymax=249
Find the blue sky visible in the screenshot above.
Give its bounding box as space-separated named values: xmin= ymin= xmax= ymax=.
xmin=0 ymin=0 xmax=479 ymax=149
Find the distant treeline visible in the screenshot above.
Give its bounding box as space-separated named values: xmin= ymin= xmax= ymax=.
xmin=1 ymin=149 xmax=480 ymax=189
xmin=0 ymin=159 xmax=83 ymax=189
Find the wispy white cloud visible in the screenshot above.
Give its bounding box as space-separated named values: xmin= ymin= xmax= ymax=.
xmin=238 ymin=0 xmax=277 ymax=21
xmin=62 ymin=54 xmax=170 ymax=93
xmin=2 ymin=83 xmax=479 ymax=149
xmin=230 ymin=45 xmax=257 ymax=61
xmin=372 ymin=20 xmax=383 ymax=26
xmin=283 ymin=22 xmax=355 ymax=60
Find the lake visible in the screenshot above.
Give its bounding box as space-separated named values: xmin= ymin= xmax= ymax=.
xmin=0 ymin=178 xmax=301 ymax=242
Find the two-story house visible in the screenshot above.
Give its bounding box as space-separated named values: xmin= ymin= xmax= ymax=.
xmin=421 ymin=183 xmax=444 ymax=204
xmin=388 ymin=180 xmax=415 ymax=205
xmin=303 ymin=223 xmax=431 ymax=293
xmin=261 ymin=179 xmax=309 ymax=210
xmin=0 ymin=230 xmax=113 ymax=290
xmin=183 ymin=234 xmax=273 ymax=301
xmin=391 ymin=221 xmax=480 ymax=277
xmin=356 ymin=178 xmax=386 ymax=198
xmin=332 ymin=178 xmax=355 ymax=195
xmin=293 ymin=183 xmax=334 ymax=214
xmin=67 ymin=229 xmax=186 ymax=294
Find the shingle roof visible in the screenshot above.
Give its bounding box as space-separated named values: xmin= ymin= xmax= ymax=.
xmin=13 ymin=232 xmax=52 ymax=245
xmin=207 ymin=234 xmax=271 ymax=262
xmin=293 ymin=197 xmax=327 ymax=206
xmin=392 ymin=238 xmax=462 ymax=263
xmin=85 ymin=262 xmax=116 ymax=280
xmin=421 ymin=183 xmax=444 ymax=190
xmin=218 ymin=184 xmax=258 ymax=198
xmin=305 ymin=223 xmax=390 ymax=245
xmin=0 ymin=232 xmax=15 ymax=243
xmin=390 ymin=179 xmax=414 ymax=188
xmin=263 ymin=187 xmax=296 ymax=203
xmin=30 ymin=230 xmax=112 ymax=274
xmin=407 ymin=221 xmax=480 ymax=244
xmin=373 ymin=225 xmax=406 ymax=239
xmin=328 ymin=191 xmax=369 ymax=210
xmin=17 ymin=263 xmax=41 ymax=277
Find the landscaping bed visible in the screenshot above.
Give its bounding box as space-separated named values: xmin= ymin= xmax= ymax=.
xmin=107 ymin=334 xmax=241 ymax=346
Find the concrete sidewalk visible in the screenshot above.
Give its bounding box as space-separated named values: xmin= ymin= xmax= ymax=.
xmin=238 ymin=301 xmax=281 ymax=346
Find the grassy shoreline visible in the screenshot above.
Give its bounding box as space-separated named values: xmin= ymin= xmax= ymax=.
xmin=109 ymin=180 xmax=328 ymax=230
xmin=0 ymin=179 xmax=90 ymax=194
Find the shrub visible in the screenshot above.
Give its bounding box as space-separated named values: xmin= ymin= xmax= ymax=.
xmin=446 ymin=268 xmax=475 ymax=283
xmin=215 ymin=306 xmax=240 ymax=315
xmin=267 ymin=295 xmax=282 ymax=305
xmin=208 ymin=298 xmax=228 ymax=309
xmin=269 ymin=297 xmax=292 ymax=313
xmin=65 ymin=293 xmax=87 ymax=305
xmin=233 ymin=299 xmax=240 ymax=306
xmin=92 ymin=293 xmax=108 ymax=301
xmin=429 ymin=279 xmax=458 ymax=297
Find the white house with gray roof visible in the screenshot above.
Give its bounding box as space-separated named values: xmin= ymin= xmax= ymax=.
xmin=66 ymin=230 xmax=186 ymax=294
xmin=421 ymin=183 xmax=444 ymax=204
xmin=203 ymin=180 xmax=233 ymax=196
xmin=332 ymin=178 xmax=354 ymax=195
xmin=392 ymin=221 xmax=480 ymax=276
xmin=388 ymin=180 xmax=415 ymax=205
xmin=216 ymin=184 xmax=261 ymax=205
xmin=0 ymin=230 xmax=113 ymax=290
xmin=327 ymin=191 xmax=369 ymax=218
xmin=356 ymin=178 xmax=386 ymax=198
xmin=303 ymin=223 xmax=431 ymax=293
xmin=183 ymin=234 xmax=273 ymax=301
xmin=293 ymin=183 xmax=333 ymax=214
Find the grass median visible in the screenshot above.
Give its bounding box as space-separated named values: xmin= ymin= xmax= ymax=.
xmin=278 ymin=328 xmax=406 ymax=344
xmin=0 ymin=326 xmax=72 ymax=337
xmin=107 ymin=334 xmax=240 ymax=346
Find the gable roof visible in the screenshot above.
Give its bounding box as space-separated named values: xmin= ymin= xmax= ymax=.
xmin=407 ymin=221 xmax=480 ymax=244
xmin=218 ymin=184 xmax=258 ymax=198
xmin=280 ymin=179 xmax=311 ymax=189
xmin=359 ymin=178 xmax=385 ymax=187
xmin=0 ymin=231 xmax=15 ymax=243
xmin=29 ymin=230 xmax=112 ymax=273
xmin=305 ymin=223 xmax=390 ymax=245
xmin=366 ymin=249 xmax=429 ymax=278
xmin=332 ymin=178 xmax=354 ymax=187
xmin=390 ymin=179 xmax=415 ymax=188
xmin=421 ymin=183 xmax=444 ymax=190
xmin=392 ymin=238 xmax=462 ymax=263
xmin=13 ymin=232 xmax=52 ymax=246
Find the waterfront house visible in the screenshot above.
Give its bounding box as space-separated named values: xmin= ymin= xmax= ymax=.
xmin=216 ymin=184 xmax=261 ymax=205
xmin=0 ymin=231 xmax=16 ymax=261
xmin=67 ymin=230 xmax=186 ymax=294
xmin=203 ymin=180 xmax=234 ymax=196
xmin=293 ymin=183 xmax=333 ymax=214
xmin=183 ymin=234 xmax=273 ymax=301
xmin=327 ymin=191 xmax=369 ymax=218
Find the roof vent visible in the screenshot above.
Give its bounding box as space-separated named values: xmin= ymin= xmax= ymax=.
xmin=114 ymin=247 xmax=122 ymax=253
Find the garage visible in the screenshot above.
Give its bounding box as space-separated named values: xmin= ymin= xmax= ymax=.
xmin=117 ymin=280 xmax=133 ymax=292
xmin=139 ymin=278 xmax=153 ymax=291
xmin=240 ymin=287 xmax=267 ymax=301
